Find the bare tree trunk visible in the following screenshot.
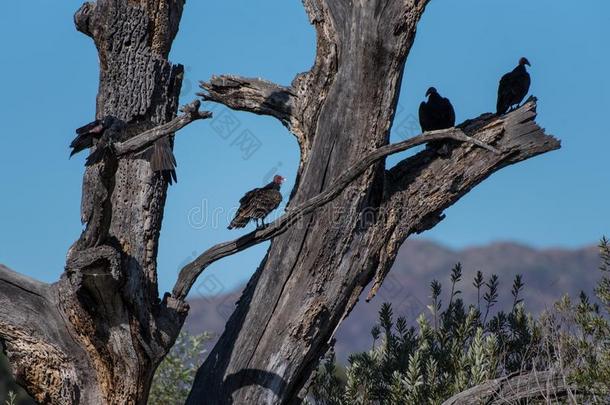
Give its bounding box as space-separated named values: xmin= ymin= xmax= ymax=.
xmin=0 ymin=1 xmax=190 ymax=403
xmin=185 ymin=1 xmax=559 ymax=404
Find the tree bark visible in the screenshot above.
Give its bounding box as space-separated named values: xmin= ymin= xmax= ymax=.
xmin=185 ymin=1 xmax=559 ymax=404
xmin=0 ymin=265 xmax=100 ymax=403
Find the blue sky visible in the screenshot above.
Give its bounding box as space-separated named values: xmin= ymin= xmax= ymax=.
xmin=0 ymin=1 xmax=608 ymax=297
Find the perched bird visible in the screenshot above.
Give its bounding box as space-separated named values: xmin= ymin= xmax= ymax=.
xmin=419 ymin=87 xmax=456 ymax=154
xmin=228 ymin=175 xmax=285 ymax=230
xmin=70 ymin=116 xmax=126 ymax=166
xmin=72 ymin=117 xmax=178 ymax=184
xmin=496 ymin=57 xmax=531 ymax=115
xmin=419 ymin=87 xmax=456 ymax=132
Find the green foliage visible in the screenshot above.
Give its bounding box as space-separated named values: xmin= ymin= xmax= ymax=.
xmin=309 ymin=351 xmax=345 ymax=405
xmin=5 ymin=391 xmax=16 ymax=405
xmin=148 ymin=332 xmax=210 ymax=405
xmin=597 ymin=237 xmax=610 ymax=312
xmin=308 ymin=238 xmax=610 ymax=404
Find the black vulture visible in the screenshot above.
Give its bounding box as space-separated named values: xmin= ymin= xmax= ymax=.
xmin=228 ymin=175 xmax=285 ymax=229
xmin=419 ymin=87 xmax=456 ymax=132
xmin=497 ymin=57 xmax=531 ymax=115
xmin=419 ymin=87 xmax=456 ymax=154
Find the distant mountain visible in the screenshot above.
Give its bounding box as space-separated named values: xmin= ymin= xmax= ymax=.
xmin=186 ymin=240 xmax=600 ymax=363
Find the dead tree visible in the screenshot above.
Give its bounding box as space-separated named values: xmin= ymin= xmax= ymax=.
xmin=0 ymin=0 xmax=559 ymax=404
xmin=0 ymin=1 xmax=200 ymax=403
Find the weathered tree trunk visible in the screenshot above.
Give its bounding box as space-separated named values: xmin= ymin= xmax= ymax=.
xmin=186 ymin=1 xmax=559 ymax=404
xmin=0 ymin=1 xmax=189 ymax=403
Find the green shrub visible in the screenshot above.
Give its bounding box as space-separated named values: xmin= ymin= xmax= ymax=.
xmin=308 ymin=239 xmax=610 ymax=404
xmin=149 ymin=332 xmax=211 ymax=405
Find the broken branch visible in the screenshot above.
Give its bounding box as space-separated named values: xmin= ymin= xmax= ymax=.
xmin=198 ymin=75 xmax=297 ymax=132
xmin=441 ymin=370 xmax=577 ymax=405
xmin=114 ymin=100 xmax=212 ymax=156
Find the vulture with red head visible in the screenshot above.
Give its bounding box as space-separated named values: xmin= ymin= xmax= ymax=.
xmin=70 ymin=116 xmax=126 ymax=166
xmin=71 ymin=116 xmax=178 ymax=184
xmin=228 ymin=175 xmax=285 ymax=229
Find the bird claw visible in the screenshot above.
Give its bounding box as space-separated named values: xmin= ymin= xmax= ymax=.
xmin=255 ymin=219 xmax=270 ymax=230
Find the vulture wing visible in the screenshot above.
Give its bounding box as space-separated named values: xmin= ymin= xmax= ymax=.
xmin=513 ymin=71 xmax=531 ymax=106
xmin=251 ymin=189 xmax=282 ymax=219
xmin=84 ymin=145 xmax=109 ymax=166
xmin=239 ymin=188 xmax=260 ymax=205
xmin=76 ymin=120 xmax=103 ymax=136
xmin=139 ymin=138 xmax=178 ymax=184
xmin=419 ymin=101 xmax=433 ymax=132
xmin=228 ymin=188 xmax=261 ymax=229
xmin=440 ymin=97 xmax=456 ymax=128
xmin=497 ymin=71 xmax=514 ymax=115
xmin=70 ymin=120 xmax=104 ymax=158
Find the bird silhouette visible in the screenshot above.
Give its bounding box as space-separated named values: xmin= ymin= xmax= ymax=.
xmin=419 ymin=87 xmax=455 ymax=132
xmin=419 ymin=87 xmax=456 ymax=154
xmin=497 ymin=57 xmax=531 ymax=115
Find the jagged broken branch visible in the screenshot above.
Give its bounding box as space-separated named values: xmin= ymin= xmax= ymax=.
xmin=198 ymin=75 xmax=298 ymax=136
xmin=114 ymin=100 xmax=212 ymax=156
xmin=171 ymin=123 xmax=501 ymax=301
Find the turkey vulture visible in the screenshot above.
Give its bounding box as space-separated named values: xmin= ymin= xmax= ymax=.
xmin=71 ymin=117 xmax=178 ymax=184
xmin=70 ymin=116 xmax=126 ymax=166
xmin=419 ymin=87 xmax=456 ymax=132
xmin=228 ymin=175 xmax=285 ymax=229
xmin=497 ymin=57 xmax=531 ymax=115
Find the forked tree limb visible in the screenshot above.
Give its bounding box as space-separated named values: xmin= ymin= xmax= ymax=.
xmin=441 ymin=370 xmax=578 ymax=405
xmin=366 ymin=97 xmax=561 ymax=300
xmin=114 ymin=100 xmax=212 ymax=156
xmin=172 ymin=105 xmax=525 ymax=302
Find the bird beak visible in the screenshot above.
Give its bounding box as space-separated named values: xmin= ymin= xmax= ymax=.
xmin=526 ymin=60 xmax=531 ymax=67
